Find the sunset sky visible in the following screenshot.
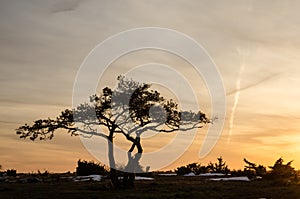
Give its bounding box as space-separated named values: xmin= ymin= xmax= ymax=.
xmin=1 ymin=0 xmax=300 ymax=172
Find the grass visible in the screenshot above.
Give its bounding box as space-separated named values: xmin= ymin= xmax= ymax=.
xmin=1 ymin=176 xmax=300 ymax=198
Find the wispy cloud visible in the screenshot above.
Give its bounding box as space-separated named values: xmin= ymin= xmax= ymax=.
xmin=51 ymin=0 xmax=83 ymax=14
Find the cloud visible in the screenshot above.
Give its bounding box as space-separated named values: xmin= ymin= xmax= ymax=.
xmin=51 ymin=0 xmax=84 ymax=14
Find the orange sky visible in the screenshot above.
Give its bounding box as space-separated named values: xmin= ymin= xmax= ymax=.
xmin=1 ymin=0 xmax=300 ymax=172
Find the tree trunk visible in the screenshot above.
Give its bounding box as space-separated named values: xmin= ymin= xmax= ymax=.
xmin=122 ymin=152 xmax=135 ymax=187
xmin=108 ymin=131 xmax=143 ymax=189
xmin=123 ymin=137 xmax=143 ymax=187
xmin=107 ymin=132 xmax=121 ymax=189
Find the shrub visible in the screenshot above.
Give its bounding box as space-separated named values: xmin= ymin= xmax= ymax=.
xmin=76 ymin=159 xmax=108 ymax=176
xmin=265 ymin=158 xmax=298 ymax=184
xmin=175 ymin=165 xmax=193 ymax=175
xmin=188 ymin=163 xmax=209 ymax=175
xmin=175 ymin=162 xmax=209 ymax=175
xmin=230 ymin=169 xmax=245 ymax=177
xmin=243 ymin=158 xmax=266 ymax=178
xmin=6 ymin=169 xmax=17 ymax=177
xmin=37 ymin=169 xmax=50 ymax=177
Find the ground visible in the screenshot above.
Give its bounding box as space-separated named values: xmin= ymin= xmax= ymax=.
xmin=1 ymin=176 xmax=300 ymax=199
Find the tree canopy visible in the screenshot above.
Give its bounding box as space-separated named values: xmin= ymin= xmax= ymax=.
xmin=16 ymin=76 xmax=209 ymax=148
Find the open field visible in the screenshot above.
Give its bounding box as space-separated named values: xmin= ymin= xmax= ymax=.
xmin=1 ymin=176 xmax=300 ymax=199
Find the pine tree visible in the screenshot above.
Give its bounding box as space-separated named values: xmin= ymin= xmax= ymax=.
xmin=208 ymin=156 xmax=230 ymax=174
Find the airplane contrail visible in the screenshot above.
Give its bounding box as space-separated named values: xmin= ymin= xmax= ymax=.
xmin=227 ymin=46 xmax=280 ymax=143
xmin=226 ymin=73 xmax=280 ymax=96
xmin=228 ymin=48 xmax=246 ymax=143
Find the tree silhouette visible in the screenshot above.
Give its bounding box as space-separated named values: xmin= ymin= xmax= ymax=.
xmin=207 ymin=156 xmax=230 ymax=174
xmin=16 ymin=76 xmax=210 ymax=188
xmin=243 ymin=158 xmax=266 ymax=177
xmin=267 ymin=158 xmax=298 ymax=184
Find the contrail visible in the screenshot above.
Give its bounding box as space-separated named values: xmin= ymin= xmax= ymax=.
xmin=228 ymin=48 xmax=246 ymax=143
xmin=226 ymin=73 xmax=280 ymax=96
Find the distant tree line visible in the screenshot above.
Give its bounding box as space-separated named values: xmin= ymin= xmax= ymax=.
xmin=1 ymin=156 xmax=299 ymax=185
xmin=175 ymin=157 xmax=299 ymax=184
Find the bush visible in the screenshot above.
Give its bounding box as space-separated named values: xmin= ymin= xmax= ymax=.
xmin=175 ymin=165 xmax=193 ymax=175
xmin=188 ymin=163 xmax=209 ymax=175
xmin=76 ymin=160 xmax=108 ymax=176
xmin=175 ymin=162 xmax=209 ymax=175
xmin=37 ymin=169 xmax=50 ymax=177
xmin=265 ymin=158 xmax=298 ymax=184
xmin=243 ymin=158 xmax=266 ymax=178
xmin=230 ymin=169 xmax=245 ymax=177
xmin=6 ymin=169 xmax=17 ymax=177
